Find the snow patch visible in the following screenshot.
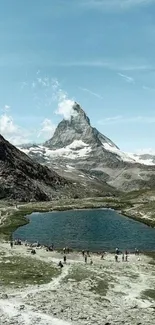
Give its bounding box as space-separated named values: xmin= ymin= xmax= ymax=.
xmin=103 ymin=143 xmax=155 ymax=166
xmin=128 ymin=153 xmax=155 ymax=166
xmin=67 ymin=140 xmax=89 ymax=149
xmin=66 ymin=165 xmax=75 ymax=170
xmin=103 ymin=143 xmax=136 ymax=163
xmin=20 ymin=140 xmax=91 ymax=160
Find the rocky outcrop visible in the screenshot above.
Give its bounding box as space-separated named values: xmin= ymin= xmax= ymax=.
xmin=0 ymin=135 xmax=72 ymax=201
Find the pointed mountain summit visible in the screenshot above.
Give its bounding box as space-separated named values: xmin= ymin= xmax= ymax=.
xmin=44 ymin=102 xmax=118 ymax=150
xmin=19 ymin=102 xmax=155 ymax=192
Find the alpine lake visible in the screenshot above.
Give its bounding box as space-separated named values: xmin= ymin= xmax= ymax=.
xmin=14 ymin=208 xmax=155 ymax=252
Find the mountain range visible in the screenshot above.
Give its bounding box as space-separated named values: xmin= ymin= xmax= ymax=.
xmin=18 ymin=102 xmax=155 ymax=193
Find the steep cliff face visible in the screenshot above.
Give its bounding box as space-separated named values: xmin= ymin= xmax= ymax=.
xmin=44 ymin=102 xmax=118 ymax=150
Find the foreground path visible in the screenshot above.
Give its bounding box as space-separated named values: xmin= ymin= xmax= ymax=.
xmin=0 ymin=243 xmax=155 ymax=325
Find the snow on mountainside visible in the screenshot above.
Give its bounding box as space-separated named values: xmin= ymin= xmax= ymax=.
xmin=21 ymin=138 xmax=155 ymax=167
xmin=102 ymin=143 xmax=155 ymax=166
xmin=19 ymin=102 xmax=155 ymax=192
xmin=22 ymin=140 xmax=92 ymax=160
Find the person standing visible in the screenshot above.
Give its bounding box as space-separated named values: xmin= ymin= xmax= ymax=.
xmin=63 ymin=255 xmax=67 ymax=264
xmin=10 ymin=240 xmax=13 ymax=248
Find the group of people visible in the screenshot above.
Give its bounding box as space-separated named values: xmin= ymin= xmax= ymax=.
xmin=10 ymin=239 xmax=140 ymax=267
xmin=114 ymin=247 xmax=140 ymax=262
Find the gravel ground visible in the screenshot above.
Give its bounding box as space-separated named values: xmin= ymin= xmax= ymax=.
xmin=0 ymin=243 xmax=155 ymax=325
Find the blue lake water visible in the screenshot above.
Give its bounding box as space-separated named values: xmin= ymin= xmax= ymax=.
xmin=13 ymin=209 xmax=155 ymax=252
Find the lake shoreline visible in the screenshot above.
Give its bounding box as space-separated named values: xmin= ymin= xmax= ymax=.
xmin=0 ymin=197 xmax=155 ymax=242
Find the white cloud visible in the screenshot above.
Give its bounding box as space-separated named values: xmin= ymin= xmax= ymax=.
xmin=49 ymin=79 xmax=76 ymax=120
xmin=98 ymin=115 xmax=155 ymax=125
xmin=118 ymin=73 xmax=135 ymax=83
xmin=56 ymin=98 xmax=76 ymax=120
xmin=56 ymin=60 xmax=151 ymax=72
xmin=0 ymin=75 xmax=78 ymax=145
xmin=143 ymin=85 xmax=155 ymax=91
xmin=80 ymin=0 xmax=155 ymax=11
xmin=38 ymin=118 xmax=56 ymax=139
xmin=29 ymin=75 xmax=76 ymax=120
xmin=79 ymin=87 xmax=103 ymax=99
xmin=4 ymin=104 xmax=10 ymax=111
xmin=0 ymin=113 xmax=30 ymax=145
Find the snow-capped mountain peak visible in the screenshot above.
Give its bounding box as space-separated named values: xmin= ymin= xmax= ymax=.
xmin=44 ymin=102 xmax=118 ymax=150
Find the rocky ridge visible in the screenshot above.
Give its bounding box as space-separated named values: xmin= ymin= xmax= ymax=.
xmin=19 ymin=102 xmax=155 ymax=192
xmin=0 ymin=134 xmax=79 ymax=201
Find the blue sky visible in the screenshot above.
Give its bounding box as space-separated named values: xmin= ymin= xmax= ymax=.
xmin=1 ymin=0 xmax=155 ymax=152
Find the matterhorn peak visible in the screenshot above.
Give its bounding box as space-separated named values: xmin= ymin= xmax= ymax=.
xmin=44 ymin=102 xmax=117 ymax=150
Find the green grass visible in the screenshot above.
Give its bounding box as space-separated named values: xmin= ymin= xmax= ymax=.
xmin=0 ymin=253 xmax=60 ymax=287
xmin=63 ymin=265 xmax=110 ymax=297
xmin=90 ymin=278 xmax=109 ymax=296
xmin=63 ymin=266 xmax=93 ymax=283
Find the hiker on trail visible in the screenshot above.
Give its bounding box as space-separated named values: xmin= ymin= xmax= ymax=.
xmin=84 ymin=254 xmax=87 ymax=263
xmin=115 ymin=248 xmax=119 ymax=255
xmin=122 ymin=254 xmax=124 ymax=262
xmin=101 ymin=253 xmax=104 ymax=260
xmin=135 ymin=248 xmax=139 ymax=256
xmin=63 ymin=255 xmax=67 ymax=264
xmin=115 ymin=254 xmax=118 ymax=262
xmin=58 ymin=261 xmax=63 ymax=269
xmin=10 ymin=241 xmax=13 ymax=248
xmin=82 ymin=250 xmax=85 ymax=257
xmin=31 ymin=249 xmax=36 ymax=255
xmin=125 ymin=254 xmax=128 ymax=262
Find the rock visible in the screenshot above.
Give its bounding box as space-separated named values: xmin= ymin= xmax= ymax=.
xmin=19 ymin=305 xmax=25 ymax=310
xmin=0 ymin=294 xmax=8 ymax=299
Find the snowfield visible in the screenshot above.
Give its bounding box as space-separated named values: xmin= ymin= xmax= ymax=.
xmin=20 ymin=141 xmax=155 ymax=166
xmin=103 ymin=143 xmax=155 ymax=166
xmin=21 ymin=141 xmax=92 ymax=160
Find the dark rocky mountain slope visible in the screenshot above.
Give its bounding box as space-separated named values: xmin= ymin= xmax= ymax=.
xmin=0 ymin=134 xmax=116 ymax=201
xmin=0 ymin=135 xmax=77 ymax=201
